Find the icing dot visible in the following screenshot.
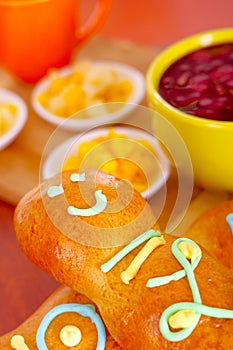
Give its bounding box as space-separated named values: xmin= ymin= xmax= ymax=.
xmin=168 ymin=310 xmax=197 ymax=329
xmin=10 ymin=335 xmax=30 ymax=350
xmin=60 ymin=325 xmax=82 ymax=347
xmin=178 ymin=240 xmax=201 ymax=265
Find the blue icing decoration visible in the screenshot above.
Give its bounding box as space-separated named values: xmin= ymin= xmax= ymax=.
xmin=146 ymin=237 xmax=233 ymax=342
xmin=226 ymin=213 xmax=233 ymax=235
xmin=101 ymin=229 xmax=161 ymax=273
xmin=70 ymin=172 xmax=86 ymax=182
xmin=47 ymin=172 xmax=85 ymax=199
xmin=47 ymin=184 xmax=64 ymax=198
xmin=36 ymin=303 xmax=106 ymax=350
xmin=147 ymin=238 xmax=201 ymax=288
xmin=67 ymin=190 xmax=107 ymax=217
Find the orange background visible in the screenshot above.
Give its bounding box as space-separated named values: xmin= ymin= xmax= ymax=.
xmin=100 ymin=0 xmax=233 ymax=46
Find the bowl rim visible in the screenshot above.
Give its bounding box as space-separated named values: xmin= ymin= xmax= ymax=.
xmin=146 ymin=27 xmax=233 ymax=129
xmin=41 ymin=124 xmax=171 ymax=199
xmin=31 ymin=60 xmax=146 ymax=131
xmin=0 ymin=88 xmax=28 ymax=150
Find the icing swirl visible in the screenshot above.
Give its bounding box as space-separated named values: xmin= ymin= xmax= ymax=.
xmin=155 ymin=238 xmax=233 ymax=342
xmin=36 ymin=303 xmax=106 ymax=350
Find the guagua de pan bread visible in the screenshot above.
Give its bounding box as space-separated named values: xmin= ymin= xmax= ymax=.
xmin=185 ymin=200 xmax=233 ymax=273
xmin=0 ymin=286 xmax=122 ymax=349
xmin=1 ymin=169 xmax=233 ymax=349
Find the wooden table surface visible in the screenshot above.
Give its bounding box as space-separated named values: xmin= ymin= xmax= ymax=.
xmin=1 ymin=0 xmax=233 ymax=338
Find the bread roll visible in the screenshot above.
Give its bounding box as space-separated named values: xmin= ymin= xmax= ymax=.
xmin=0 ymin=285 xmax=122 ymax=349
xmin=14 ymin=170 xmax=233 ymax=349
xmin=186 ymin=199 xmax=233 ymax=272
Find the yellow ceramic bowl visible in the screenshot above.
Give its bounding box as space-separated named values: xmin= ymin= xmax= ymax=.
xmin=146 ymin=28 xmax=233 ymax=192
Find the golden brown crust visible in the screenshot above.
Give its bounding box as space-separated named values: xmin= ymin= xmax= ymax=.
xmin=0 ymin=286 xmax=122 ymax=349
xmin=14 ymin=170 xmax=158 ymax=296
xmin=186 ymin=200 xmax=233 ymax=272
xmin=14 ymin=170 xmax=233 ymax=349
xmin=15 ymin=169 xmax=156 ymax=246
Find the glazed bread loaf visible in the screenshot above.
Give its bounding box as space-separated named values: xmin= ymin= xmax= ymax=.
xmin=186 ymin=199 xmax=233 ymax=272
xmin=0 ymin=286 xmax=122 ymax=349
xmin=14 ymin=170 xmax=233 ymax=349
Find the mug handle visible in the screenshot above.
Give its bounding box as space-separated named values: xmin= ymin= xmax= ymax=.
xmin=76 ymin=0 xmax=112 ymax=45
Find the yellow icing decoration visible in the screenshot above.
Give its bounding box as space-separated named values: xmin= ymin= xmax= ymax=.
xmin=10 ymin=335 xmax=30 ymax=350
xmin=168 ymin=310 xmax=197 ymax=329
xmin=60 ymin=325 xmax=82 ymax=347
xmin=178 ymin=241 xmax=201 ymax=265
xmin=121 ymin=235 xmax=166 ymax=284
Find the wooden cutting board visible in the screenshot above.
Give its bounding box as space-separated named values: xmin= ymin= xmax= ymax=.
xmin=0 ymin=35 xmax=232 ymax=235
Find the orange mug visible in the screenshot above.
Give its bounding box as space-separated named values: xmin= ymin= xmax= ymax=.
xmin=0 ymin=0 xmax=112 ymax=83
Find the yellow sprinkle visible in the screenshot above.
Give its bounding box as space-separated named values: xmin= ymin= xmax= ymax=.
xmin=169 ymin=310 xmax=197 ymax=329
xmin=121 ymin=236 xmax=166 ymax=284
xmin=60 ymin=325 xmax=82 ymax=347
xmin=178 ymin=241 xmax=201 ymax=265
xmin=10 ymin=335 xmax=30 ymax=350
